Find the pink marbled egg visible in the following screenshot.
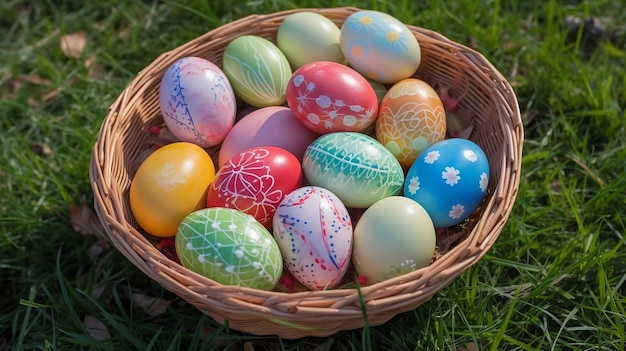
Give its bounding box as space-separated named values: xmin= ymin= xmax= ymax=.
xmin=272 ymin=186 xmax=353 ymax=290
xmin=159 ymin=56 xmax=236 ymax=147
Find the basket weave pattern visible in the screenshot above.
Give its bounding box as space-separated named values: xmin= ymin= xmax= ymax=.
xmin=90 ymin=7 xmax=523 ymax=338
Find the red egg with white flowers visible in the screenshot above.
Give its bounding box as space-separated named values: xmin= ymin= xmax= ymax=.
xmin=286 ymin=61 xmax=378 ymax=134
xmin=207 ymin=146 xmax=303 ymax=227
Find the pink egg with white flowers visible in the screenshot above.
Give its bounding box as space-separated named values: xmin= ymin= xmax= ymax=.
xmin=273 ymin=186 xmax=353 ymax=290
xmin=159 ymin=56 xmax=236 ymax=147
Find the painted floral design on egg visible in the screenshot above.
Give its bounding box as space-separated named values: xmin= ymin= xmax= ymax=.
xmin=272 ymin=186 xmax=353 ymax=290
xmin=207 ymin=146 xmax=302 ymax=228
xmin=404 ymin=138 xmax=489 ymax=228
xmin=286 ymin=61 xmax=378 ymax=134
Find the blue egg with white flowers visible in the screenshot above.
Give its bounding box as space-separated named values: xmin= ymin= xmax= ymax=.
xmin=404 ymin=138 xmax=489 ymax=228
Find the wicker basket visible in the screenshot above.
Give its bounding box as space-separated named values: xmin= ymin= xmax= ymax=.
xmin=90 ymin=7 xmax=523 ymax=339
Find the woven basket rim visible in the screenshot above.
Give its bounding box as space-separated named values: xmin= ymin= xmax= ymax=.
xmin=90 ymin=6 xmax=523 ymax=339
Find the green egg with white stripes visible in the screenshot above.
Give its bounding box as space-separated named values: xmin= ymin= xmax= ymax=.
xmin=222 ymin=35 xmax=292 ymax=108
xmin=175 ymin=207 xmax=283 ymax=290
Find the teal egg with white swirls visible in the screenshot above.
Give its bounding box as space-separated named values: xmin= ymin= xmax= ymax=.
xmin=175 ymin=208 xmax=283 ymax=290
xmin=340 ymin=10 xmax=421 ymax=84
xmin=302 ymin=132 xmax=404 ymax=208
xmin=222 ymin=35 xmax=292 ymax=107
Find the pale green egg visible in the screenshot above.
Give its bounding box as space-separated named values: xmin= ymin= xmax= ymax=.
xmin=222 ymin=35 xmax=292 ymax=107
xmin=277 ymin=12 xmax=346 ymax=69
xmin=352 ymin=196 xmax=436 ymax=284
xmin=175 ymin=208 xmax=283 ymax=290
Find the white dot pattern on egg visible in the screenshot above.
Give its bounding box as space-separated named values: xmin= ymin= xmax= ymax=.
xmin=272 ymin=186 xmax=353 ymax=290
xmin=175 ymin=208 xmax=283 ymax=291
xmin=404 ymin=138 xmax=489 ymax=228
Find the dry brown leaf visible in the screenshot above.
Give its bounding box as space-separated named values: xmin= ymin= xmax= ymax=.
xmin=69 ymin=201 xmax=106 ymax=239
xmin=84 ymin=56 xmax=104 ymax=79
xmin=29 ymin=142 xmax=53 ymax=157
xmin=84 ymin=315 xmax=111 ymax=341
xmin=60 ymin=31 xmax=87 ymax=59
xmin=27 ymin=87 xmax=64 ymax=108
xmin=457 ymin=342 xmax=479 ymax=351
xmin=91 ymin=284 xmax=106 ymax=299
xmin=18 ymin=74 xmax=51 ymax=86
xmin=88 ymin=239 xmax=110 ymax=259
xmin=132 ymin=293 xmax=171 ymax=317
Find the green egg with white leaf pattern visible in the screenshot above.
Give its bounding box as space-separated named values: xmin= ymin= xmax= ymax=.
xmin=223 ymin=35 xmax=292 ymax=107
xmin=175 ymin=207 xmax=283 ymax=290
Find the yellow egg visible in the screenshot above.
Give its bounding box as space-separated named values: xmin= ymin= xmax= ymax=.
xmin=130 ymin=142 xmax=216 ymax=237
xmin=375 ymin=78 xmax=447 ymax=169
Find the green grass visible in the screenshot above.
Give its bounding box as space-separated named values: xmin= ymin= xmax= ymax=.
xmin=1 ymin=0 xmax=625 ymax=349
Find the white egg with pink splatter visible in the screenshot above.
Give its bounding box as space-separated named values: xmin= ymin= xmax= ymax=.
xmin=272 ymin=186 xmax=353 ymax=290
xmin=159 ymin=56 xmax=236 ymax=148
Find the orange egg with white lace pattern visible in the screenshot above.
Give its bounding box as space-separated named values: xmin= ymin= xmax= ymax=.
xmin=375 ymin=78 xmax=447 ymax=169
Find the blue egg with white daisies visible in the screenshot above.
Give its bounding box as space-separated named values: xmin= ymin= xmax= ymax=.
xmin=403 ymin=138 xmax=490 ymax=228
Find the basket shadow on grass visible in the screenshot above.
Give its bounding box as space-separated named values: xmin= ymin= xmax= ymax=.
xmin=90 ymin=7 xmax=523 ymax=339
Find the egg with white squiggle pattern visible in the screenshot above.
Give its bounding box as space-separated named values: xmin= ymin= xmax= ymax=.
xmin=273 ymin=186 xmax=353 ymax=290
xmin=175 ymin=208 xmax=283 ymax=290
xmin=302 ymin=132 xmax=404 ymax=208
xmin=403 ymin=138 xmax=489 ymax=228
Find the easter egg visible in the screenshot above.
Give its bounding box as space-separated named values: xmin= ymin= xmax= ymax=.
xmin=340 ymin=10 xmax=421 ymax=84
xmin=352 ymin=196 xmax=435 ymax=285
xmin=404 ymin=138 xmax=490 ymax=228
xmin=218 ymin=106 xmax=319 ymax=168
xmin=302 ymin=132 xmax=404 ymax=208
xmin=175 ymin=208 xmax=283 ymax=290
xmin=273 ymin=186 xmax=353 ymax=290
xmin=159 ymin=57 xmax=236 ymax=148
xmin=375 ymin=78 xmax=447 ymax=168
xmin=277 ymin=12 xmax=345 ymax=69
xmin=223 ymin=35 xmax=292 ymax=107
xmin=207 ymin=146 xmax=303 ymax=228
xmin=286 ymin=61 xmax=378 ymax=134
xmin=129 ymin=142 xmax=216 ymax=237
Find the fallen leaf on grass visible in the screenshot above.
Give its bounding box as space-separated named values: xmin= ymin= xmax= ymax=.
xmin=60 ymin=31 xmax=87 ymax=59
xmin=27 ymin=87 xmax=64 ymax=108
xmin=457 ymin=343 xmax=478 ymax=351
xmin=90 ymin=284 xmax=106 ymax=299
xmin=132 ymin=293 xmax=171 ymax=317
xmin=69 ymin=200 xmax=110 ymax=258
xmin=18 ymin=73 xmax=52 ymax=86
xmin=69 ymin=201 xmax=106 ymax=239
xmin=84 ymin=315 xmax=111 ymax=341
xmin=29 ymin=142 xmax=53 ymax=157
